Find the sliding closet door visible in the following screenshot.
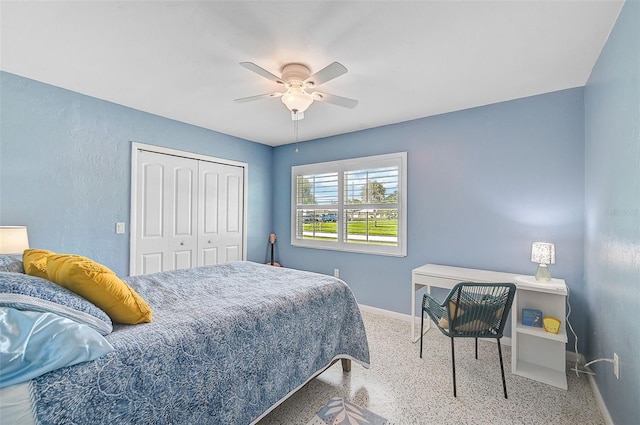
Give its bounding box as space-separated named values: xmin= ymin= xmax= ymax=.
xmin=134 ymin=150 xmax=198 ymax=275
xmin=198 ymin=161 xmax=244 ymax=266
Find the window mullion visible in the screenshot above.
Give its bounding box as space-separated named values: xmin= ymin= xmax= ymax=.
xmin=337 ymin=167 xmax=345 ymax=248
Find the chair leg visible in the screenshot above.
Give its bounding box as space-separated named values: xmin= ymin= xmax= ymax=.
xmin=475 ymin=338 xmax=478 ymax=359
xmin=450 ymin=337 xmax=457 ymax=397
xmin=420 ymin=310 xmax=424 ymax=358
xmin=497 ymin=339 xmax=508 ymax=399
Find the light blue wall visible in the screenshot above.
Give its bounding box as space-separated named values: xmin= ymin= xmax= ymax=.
xmin=0 ymin=71 xmax=273 ymax=276
xmin=584 ymin=1 xmax=640 ymax=423
xmin=273 ymin=88 xmax=586 ymax=344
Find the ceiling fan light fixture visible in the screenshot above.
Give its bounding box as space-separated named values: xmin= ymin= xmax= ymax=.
xmin=237 ymin=61 xmax=357 ymax=115
xmin=281 ymin=88 xmax=313 ymax=113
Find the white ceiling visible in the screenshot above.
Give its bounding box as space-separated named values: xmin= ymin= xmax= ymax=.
xmin=0 ymin=1 xmax=623 ymax=147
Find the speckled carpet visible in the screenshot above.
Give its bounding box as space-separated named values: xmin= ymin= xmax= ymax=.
xmin=258 ymin=310 xmax=605 ymax=425
xmin=306 ymin=397 xmax=388 ymax=425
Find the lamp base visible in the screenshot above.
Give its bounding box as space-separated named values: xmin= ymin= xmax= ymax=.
xmin=535 ymin=264 xmax=552 ymax=282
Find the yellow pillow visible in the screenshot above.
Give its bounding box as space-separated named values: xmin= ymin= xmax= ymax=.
xmin=45 ymin=253 xmax=82 ymax=280
xmin=438 ymin=299 xmax=504 ymax=332
xmin=46 ymin=254 xmax=152 ymax=324
xmin=438 ymin=300 xmax=465 ymax=329
xmin=23 ymin=249 xmax=56 ymax=279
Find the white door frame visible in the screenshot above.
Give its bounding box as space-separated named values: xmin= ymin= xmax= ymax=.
xmin=129 ymin=142 xmax=248 ymax=275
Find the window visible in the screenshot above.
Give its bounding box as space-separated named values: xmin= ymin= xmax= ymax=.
xmin=291 ymin=152 xmax=407 ymax=256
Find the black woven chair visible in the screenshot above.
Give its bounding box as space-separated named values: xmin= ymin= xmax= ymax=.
xmin=420 ymin=282 xmax=516 ymax=398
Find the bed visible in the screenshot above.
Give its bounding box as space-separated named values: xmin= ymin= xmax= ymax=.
xmin=0 ymin=258 xmax=370 ymax=425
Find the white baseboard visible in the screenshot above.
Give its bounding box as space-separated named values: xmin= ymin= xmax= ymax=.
xmin=359 ymin=303 xmax=413 ymax=322
xmin=587 ymin=374 xmax=614 ymax=425
xmin=565 ymin=351 xmax=614 ymax=425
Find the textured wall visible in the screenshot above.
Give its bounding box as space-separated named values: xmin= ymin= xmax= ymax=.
xmin=0 ymin=71 xmax=273 ymax=276
xmin=584 ymin=1 xmax=640 ymax=423
xmin=273 ymin=88 xmax=586 ymax=343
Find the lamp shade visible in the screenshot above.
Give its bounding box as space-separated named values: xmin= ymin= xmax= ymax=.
xmin=531 ymin=242 xmax=555 ymax=265
xmin=0 ymin=226 xmax=30 ymax=255
xmin=281 ymin=88 xmax=313 ymax=113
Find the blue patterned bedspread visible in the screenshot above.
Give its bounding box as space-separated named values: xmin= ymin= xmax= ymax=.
xmin=31 ymin=261 xmax=370 ymax=424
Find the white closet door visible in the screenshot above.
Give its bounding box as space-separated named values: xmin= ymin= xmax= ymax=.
xmin=198 ymin=161 xmax=244 ymax=266
xmin=134 ymin=151 xmax=198 ymax=275
xmin=132 ymin=146 xmax=246 ymax=275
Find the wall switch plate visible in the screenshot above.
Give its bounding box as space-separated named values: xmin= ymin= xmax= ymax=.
xmin=116 ymin=222 xmax=126 ymax=234
xmin=334 ymin=268 xmax=340 ymax=278
xmin=614 ymin=353 xmax=619 ymax=379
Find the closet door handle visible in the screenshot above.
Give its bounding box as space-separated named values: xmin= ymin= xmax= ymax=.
xmin=208 ymin=240 xmax=213 ymax=244
xmin=180 ymin=242 xmax=185 ymax=246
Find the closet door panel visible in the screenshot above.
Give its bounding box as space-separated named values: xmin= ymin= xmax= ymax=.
xmin=201 ymin=247 xmax=218 ymax=267
xmin=134 ymin=151 xmax=198 ymax=274
xmin=201 ymin=170 xmax=219 ymax=235
xmin=166 ymin=156 xmax=198 ymax=271
xmin=141 ymin=253 xmax=163 ymax=275
xmin=135 ymin=152 xmax=169 ymax=275
xmin=141 ymin=163 xmax=164 ymax=238
xmin=173 ymin=167 xmax=195 ymax=237
xmin=226 ymin=174 xmax=241 ymax=233
xmin=199 ymin=165 xmax=219 ymax=266
xmin=198 ymin=161 xmax=244 ymax=266
xmin=173 ymin=250 xmax=193 ymax=270
xmin=225 ymin=245 xmax=240 ymax=263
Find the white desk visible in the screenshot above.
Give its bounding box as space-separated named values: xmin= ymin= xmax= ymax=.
xmin=411 ymin=263 xmax=568 ymax=389
xmin=411 ymin=264 xmax=516 ymax=341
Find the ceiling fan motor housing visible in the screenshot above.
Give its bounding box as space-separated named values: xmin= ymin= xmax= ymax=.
xmin=281 ymin=63 xmax=311 ymax=86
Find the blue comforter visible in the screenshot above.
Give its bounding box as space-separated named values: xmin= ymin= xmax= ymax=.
xmin=31 ymin=261 xmax=370 ymax=424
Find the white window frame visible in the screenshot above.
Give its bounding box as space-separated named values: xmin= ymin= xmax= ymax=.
xmin=291 ymin=152 xmax=407 ymax=257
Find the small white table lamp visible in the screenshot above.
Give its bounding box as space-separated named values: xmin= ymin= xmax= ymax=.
xmin=531 ymin=242 xmax=555 ymax=282
xmin=0 ymin=226 xmax=30 ymax=255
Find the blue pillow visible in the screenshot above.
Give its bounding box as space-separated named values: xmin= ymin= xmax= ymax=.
xmin=0 ymin=307 xmax=114 ymax=389
xmin=0 ymin=272 xmax=112 ymax=335
xmin=0 ymin=255 xmax=24 ymax=273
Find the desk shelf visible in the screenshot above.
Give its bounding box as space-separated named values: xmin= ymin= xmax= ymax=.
xmin=516 ymin=322 xmax=567 ymax=343
xmin=512 ymin=275 xmax=567 ymax=390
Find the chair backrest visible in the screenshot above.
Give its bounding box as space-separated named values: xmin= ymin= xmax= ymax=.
xmin=444 ymin=282 xmax=516 ymax=338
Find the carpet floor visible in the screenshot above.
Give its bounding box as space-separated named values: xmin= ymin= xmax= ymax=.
xmin=257 ymin=310 xmax=605 ymax=425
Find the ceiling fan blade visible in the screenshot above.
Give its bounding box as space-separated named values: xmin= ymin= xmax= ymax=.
xmin=305 ymin=62 xmax=347 ymax=87
xmin=234 ymin=92 xmax=283 ymax=103
xmin=312 ymin=92 xmax=358 ymax=109
xmin=239 ymin=62 xmax=284 ymax=85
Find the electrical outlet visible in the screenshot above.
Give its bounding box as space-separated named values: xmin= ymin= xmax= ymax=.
xmin=613 ymin=353 xmax=619 ymax=379
xmin=334 ymin=268 xmax=340 ymax=278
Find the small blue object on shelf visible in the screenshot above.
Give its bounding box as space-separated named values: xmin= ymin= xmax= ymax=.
xmin=522 ymin=309 xmax=543 ymax=327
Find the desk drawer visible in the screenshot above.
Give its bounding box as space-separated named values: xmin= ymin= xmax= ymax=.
xmin=413 ymin=274 xmax=461 ymax=289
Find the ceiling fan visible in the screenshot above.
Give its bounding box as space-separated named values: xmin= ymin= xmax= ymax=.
xmin=235 ymin=61 xmax=358 ymax=120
